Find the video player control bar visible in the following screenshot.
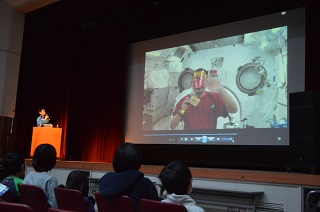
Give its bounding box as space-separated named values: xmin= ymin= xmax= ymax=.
xmin=179 ymin=135 xmax=234 ymax=143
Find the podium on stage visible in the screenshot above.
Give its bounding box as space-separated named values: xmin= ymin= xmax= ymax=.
xmin=30 ymin=127 xmax=62 ymax=157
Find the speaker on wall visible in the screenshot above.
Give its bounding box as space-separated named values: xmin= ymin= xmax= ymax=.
xmin=289 ymin=90 xmax=320 ymax=173
xmin=0 ymin=116 xmax=14 ymax=157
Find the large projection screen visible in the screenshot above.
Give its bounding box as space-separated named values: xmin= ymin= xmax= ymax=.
xmin=125 ymin=8 xmax=305 ymax=148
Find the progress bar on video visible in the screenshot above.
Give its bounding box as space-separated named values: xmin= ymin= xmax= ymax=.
xmin=179 ymin=135 xmax=234 ymax=143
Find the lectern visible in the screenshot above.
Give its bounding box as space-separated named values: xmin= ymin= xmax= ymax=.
xmin=30 ymin=127 xmax=62 ymax=157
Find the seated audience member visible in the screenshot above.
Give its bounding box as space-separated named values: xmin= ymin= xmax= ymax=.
xmin=65 ymin=170 xmax=95 ymax=212
xmin=1 ymin=152 xmax=25 ymax=202
xmin=23 ymin=143 xmax=58 ymax=208
xmin=0 ymin=163 xmax=9 ymax=181
xmin=99 ymin=142 xmax=161 ymax=211
xmin=159 ymin=160 xmax=205 ymax=212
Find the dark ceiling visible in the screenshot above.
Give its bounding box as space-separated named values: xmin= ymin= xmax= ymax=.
xmin=27 ymin=0 xmax=306 ymax=42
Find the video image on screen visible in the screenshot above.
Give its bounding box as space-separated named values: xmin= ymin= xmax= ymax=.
xmin=126 ymin=8 xmax=305 ymax=146
xmin=142 ymin=27 xmax=288 ymax=144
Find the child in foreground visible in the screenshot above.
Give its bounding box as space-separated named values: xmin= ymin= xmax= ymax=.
xmin=158 ymin=160 xmax=205 ymax=212
xmin=23 ymin=143 xmax=58 ymax=208
xmin=1 ymin=152 xmax=25 ymax=202
xmin=65 ymin=170 xmax=95 ymax=212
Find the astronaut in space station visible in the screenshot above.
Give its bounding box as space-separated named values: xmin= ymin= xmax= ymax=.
xmin=169 ymin=68 xmax=238 ymax=130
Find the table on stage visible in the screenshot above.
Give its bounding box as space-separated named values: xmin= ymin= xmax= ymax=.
xmin=30 ymin=127 xmax=62 ymax=157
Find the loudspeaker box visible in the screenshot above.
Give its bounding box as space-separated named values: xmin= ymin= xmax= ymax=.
xmin=288 ymin=90 xmax=320 ymax=173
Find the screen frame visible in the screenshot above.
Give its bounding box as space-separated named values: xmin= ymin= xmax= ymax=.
xmin=124 ymin=7 xmax=305 ymax=171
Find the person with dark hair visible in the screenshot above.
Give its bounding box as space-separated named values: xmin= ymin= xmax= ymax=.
xmin=23 ymin=143 xmax=58 ymax=208
xmin=158 ymin=160 xmax=204 ymax=212
xmin=99 ymin=142 xmax=161 ymax=211
xmin=1 ymin=152 xmax=25 ymax=202
xmin=65 ymin=170 xmax=95 ymax=212
xmin=36 ymin=107 xmax=50 ymax=127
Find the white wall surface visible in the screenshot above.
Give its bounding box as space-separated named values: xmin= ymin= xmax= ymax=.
xmin=0 ymin=0 xmax=24 ymax=117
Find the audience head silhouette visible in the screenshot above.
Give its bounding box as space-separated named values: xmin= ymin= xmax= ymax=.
xmin=66 ymin=170 xmax=89 ymax=197
xmin=99 ymin=142 xmax=160 ymax=212
xmin=112 ymin=142 xmax=142 ymax=172
xmin=2 ymin=152 xmax=25 ymax=178
xmin=1 ymin=152 xmax=25 ymax=202
xmin=32 ymin=144 xmax=57 ymax=172
xmin=159 ymin=160 xmax=192 ymax=195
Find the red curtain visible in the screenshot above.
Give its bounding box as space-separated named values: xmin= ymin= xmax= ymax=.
xmin=13 ymin=2 xmax=126 ymax=163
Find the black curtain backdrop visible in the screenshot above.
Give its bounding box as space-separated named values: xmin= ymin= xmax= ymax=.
xmin=12 ymin=0 xmax=320 ymax=164
xmin=14 ymin=1 xmax=127 ymax=162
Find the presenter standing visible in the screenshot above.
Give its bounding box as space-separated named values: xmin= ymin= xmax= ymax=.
xmin=36 ymin=108 xmax=50 ymax=127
